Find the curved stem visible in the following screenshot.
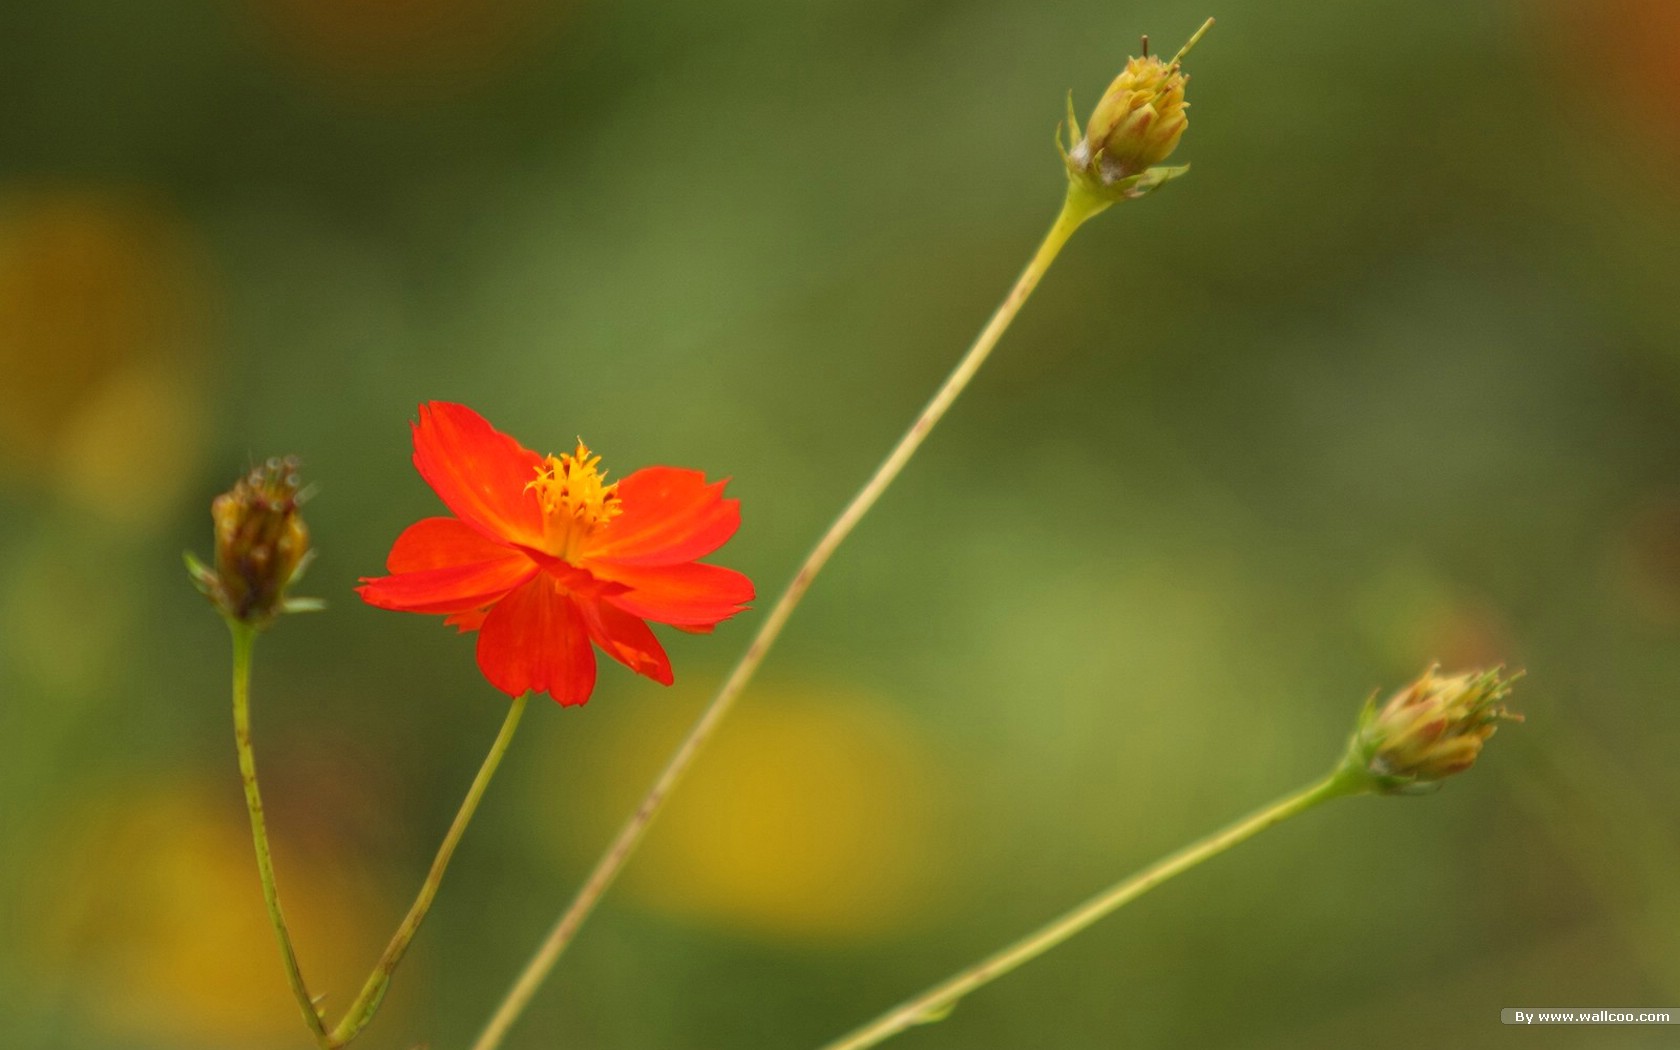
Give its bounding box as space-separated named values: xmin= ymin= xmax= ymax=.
xmin=327 ymin=693 xmax=529 ymax=1047
xmin=818 ymin=767 xmax=1369 ymax=1050
xmin=468 ymin=185 xmax=1112 ymax=1050
xmin=229 ymin=622 xmax=331 ymax=1047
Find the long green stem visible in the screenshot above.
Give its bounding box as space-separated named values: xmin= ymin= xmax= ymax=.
xmin=818 ymin=766 xmax=1370 ymax=1050
xmin=468 ymin=185 xmax=1113 ymax=1050
xmin=229 ymin=622 xmax=330 ymax=1047
xmin=326 ymin=693 xmax=529 ymax=1047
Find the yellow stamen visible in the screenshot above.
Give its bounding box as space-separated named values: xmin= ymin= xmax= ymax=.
xmin=526 ymin=440 xmax=622 ymax=553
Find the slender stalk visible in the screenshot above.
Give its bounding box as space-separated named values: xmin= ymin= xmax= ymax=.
xmin=818 ymin=766 xmax=1371 ymax=1050
xmin=229 ymin=622 xmax=331 ymax=1047
xmin=468 ymin=184 xmax=1113 ymax=1050
xmin=326 ymin=693 xmax=529 ymax=1047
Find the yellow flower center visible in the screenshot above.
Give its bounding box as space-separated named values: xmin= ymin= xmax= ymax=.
xmin=527 ymin=440 xmax=621 ymax=556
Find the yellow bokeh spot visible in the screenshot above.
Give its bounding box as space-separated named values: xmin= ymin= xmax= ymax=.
xmin=55 ymin=362 xmax=208 ymax=526
xmin=580 ymin=686 xmax=954 ymax=943
xmin=0 ymin=186 xmax=210 ymax=525
xmin=22 ymin=778 xmax=382 ymax=1045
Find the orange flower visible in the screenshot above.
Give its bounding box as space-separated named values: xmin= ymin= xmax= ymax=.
xmin=357 ymin=402 xmax=752 ymax=705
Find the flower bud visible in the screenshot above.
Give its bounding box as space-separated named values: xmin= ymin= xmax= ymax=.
xmin=1062 ymin=20 xmax=1209 ymax=202
xmin=1081 ymin=56 xmax=1188 ymax=176
xmin=187 ymin=457 xmax=318 ymax=627
xmin=1348 ymin=666 xmax=1522 ymax=795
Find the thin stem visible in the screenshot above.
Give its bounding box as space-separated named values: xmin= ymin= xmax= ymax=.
xmin=818 ymin=766 xmax=1369 ymax=1050
xmin=229 ymin=622 xmax=331 ymax=1047
xmin=326 ymin=694 xmax=529 ymax=1047
xmin=469 ymin=185 xmax=1112 ymax=1050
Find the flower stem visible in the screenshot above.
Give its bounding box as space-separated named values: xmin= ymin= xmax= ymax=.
xmin=326 ymin=693 xmax=529 ymax=1047
xmin=817 ymin=765 xmax=1371 ymax=1050
xmin=468 ymin=185 xmax=1114 ymax=1050
xmin=229 ymin=622 xmax=330 ymax=1047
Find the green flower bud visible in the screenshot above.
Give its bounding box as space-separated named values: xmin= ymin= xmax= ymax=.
xmin=1347 ymin=666 xmax=1523 ymax=795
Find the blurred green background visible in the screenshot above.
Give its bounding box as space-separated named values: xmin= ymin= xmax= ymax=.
xmin=3 ymin=0 xmax=1679 ymax=1047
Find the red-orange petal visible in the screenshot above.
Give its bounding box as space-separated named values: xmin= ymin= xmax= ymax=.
xmin=576 ymin=597 xmax=673 ymax=685
xmin=594 ymin=561 xmax=755 ymax=628
xmin=411 ymin=402 xmax=545 ymax=548
xmin=387 ymin=516 xmax=516 ymax=573
xmin=584 ymin=467 xmax=740 ymax=567
xmin=445 ymin=608 xmax=490 ymax=633
xmin=357 ymin=555 xmax=537 ymax=615
xmin=475 ymin=576 xmax=597 ymax=704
